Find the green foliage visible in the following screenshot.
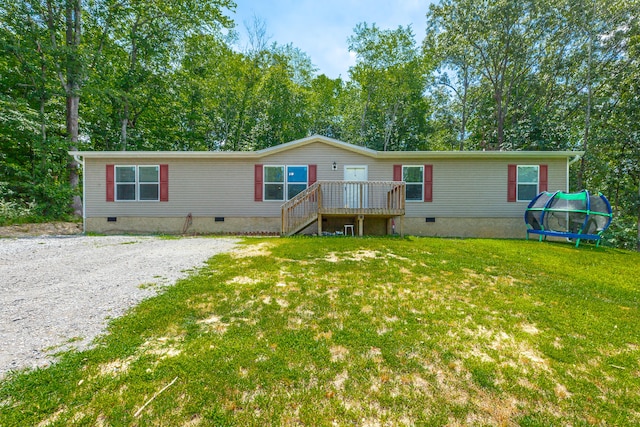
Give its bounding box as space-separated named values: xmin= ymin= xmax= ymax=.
xmin=347 ymin=23 xmax=433 ymax=151
xmin=603 ymin=215 xmax=639 ymax=251
xmin=0 ymin=94 xmax=73 ymax=223
xmin=1 ymin=0 xmax=638 ymax=247
xmin=1 ymin=238 xmax=639 ymax=425
xmin=0 ymin=183 xmax=36 ymax=223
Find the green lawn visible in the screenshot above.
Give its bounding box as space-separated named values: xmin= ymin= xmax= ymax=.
xmin=1 ymin=237 xmax=639 ymax=426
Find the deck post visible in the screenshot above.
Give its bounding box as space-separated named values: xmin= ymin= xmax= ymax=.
xmin=357 ymin=214 xmax=364 ymax=236
xmin=317 ymin=213 xmax=323 ymax=235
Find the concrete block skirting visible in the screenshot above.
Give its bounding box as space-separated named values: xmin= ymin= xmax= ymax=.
xmin=402 ymin=217 xmax=525 ymax=239
xmin=86 ymin=216 xmax=282 ymax=235
xmin=86 ymin=216 xmax=527 ymax=239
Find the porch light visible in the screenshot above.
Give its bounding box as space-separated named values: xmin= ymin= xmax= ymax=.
xmin=332 ymin=161 xmax=337 ymax=170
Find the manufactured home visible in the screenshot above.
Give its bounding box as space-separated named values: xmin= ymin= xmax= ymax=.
xmin=70 ymin=135 xmax=583 ymax=237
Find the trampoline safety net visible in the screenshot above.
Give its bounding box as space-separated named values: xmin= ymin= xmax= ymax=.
xmin=524 ymin=190 xmax=612 ymax=247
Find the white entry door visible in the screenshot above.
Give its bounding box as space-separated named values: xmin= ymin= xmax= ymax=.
xmin=344 ymin=166 xmax=368 ymax=208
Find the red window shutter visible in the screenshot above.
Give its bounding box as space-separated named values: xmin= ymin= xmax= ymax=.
xmin=507 ymin=164 xmax=517 ymax=202
xmin=539 ymin=164 xmax=548 ymax=192
xmin=308 ymin=164 xmax=317 ymax=185
xmin=160 ymin=164 xmax=169 ymax=202
xmin=106 ymin=164 xmax=114 ymax=202
xmin=424 ymin=164 xmax=433 ymax=202
xmin=393 ymin=164 xmax=402 ymax=181
xmin=254 ymin=164 xmax=263 ymax=201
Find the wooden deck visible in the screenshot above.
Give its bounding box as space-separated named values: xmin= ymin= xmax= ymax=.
xmin=281 ymin=181 xmax=405 ymax=236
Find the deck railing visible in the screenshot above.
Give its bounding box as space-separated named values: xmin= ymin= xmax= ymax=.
xmin=281 ymin=181 xmax=405 ymax=235
xmin=281 ymin=182 xmax=321 ymax=236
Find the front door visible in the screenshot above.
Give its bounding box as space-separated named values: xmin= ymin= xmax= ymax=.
xmin=344 ymin=166 xmax=368 ymax=208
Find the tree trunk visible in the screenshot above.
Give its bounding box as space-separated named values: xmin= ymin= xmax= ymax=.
xmin=459 ymin=64 xmax=471 ymax=151
xmin=38 ymin=91 xmax=48 ymax=175
xmin=67 ymin=92 xmax=82 ymax=216
xmin=496 ymin=91 xmax=505 ymax=150
xmin=39 ymin=97 xmax=47 ymax=145
xmin=360 ymin=84 xmax=373 ymax=145
xmin=121 ymin=101 xmax=129 ymax=150
xmin=234 ymin=84 xmax=252 ymax=151
xmin=65 ymin=1 xmax=82 ymax=216
xmin=578 ymin=57 xmax=592 ymax=190
xmin=578 ymin=2 xmax=596 ymax=191
xmin=383 ymin=102 xmax=400 ymax=151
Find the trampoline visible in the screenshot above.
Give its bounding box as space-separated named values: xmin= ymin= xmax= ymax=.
xmin=524 ymin=190 xmax=613 ymax=247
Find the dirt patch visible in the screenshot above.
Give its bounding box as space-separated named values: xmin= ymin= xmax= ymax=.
xmin=0 ymin=222 xmax=82 ymax=238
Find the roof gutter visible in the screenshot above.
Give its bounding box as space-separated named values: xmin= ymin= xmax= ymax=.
xmin=68 ymin=149 xmax=586 ymax=160
xmin=73 ymin=153 xmax=84 ymax=167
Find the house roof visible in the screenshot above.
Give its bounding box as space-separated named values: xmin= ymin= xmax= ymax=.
xmin=69 ymin=135 xmax=584 ymax=160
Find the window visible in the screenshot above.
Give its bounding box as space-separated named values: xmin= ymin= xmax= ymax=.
xmin=264 ymin=166 xmax=285 ymax=201
xmin=139 ymin=166 xmax=160 ymax=200
xmin=287 ymin=166 xmax=308 ymax=198
xmin=403 ymin=166 xmax=424 ymax=202
xmin=517 ymin=165 xmax=539 ymax=201
xmin=394 ymin=164 xmax=432 ymax=202
xmin=263 ymin=165 xmax=308 ymax=201
xmin=115 ymin=165 xmax=159 ymax=201
xmin=115 ymin=166 xmax=136 ymax=201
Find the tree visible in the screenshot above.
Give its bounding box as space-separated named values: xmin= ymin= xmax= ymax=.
xmin=306 ymin=74 xmax=346 ymax=139
xmin=585 ymin=4 xmax=640 ymax=250
xmin=83 ymin=0 xmax=235 ymax=151
xmin=242 ymin=45 xmax=314 ymax=149
xmin=1 ymin=0 xmax=235 ymax=217
xmin=347 ymin=23 xmax=432 ymax=151
xmin=1 ymin=1 xmax=76 ymax=218
xmin=37 ymin=0 xmax=84 ymax=215
xmin=427 ymin=0 xmax=549 ymax=150
xmin=425 ymin=5 xmax=479 ymax=150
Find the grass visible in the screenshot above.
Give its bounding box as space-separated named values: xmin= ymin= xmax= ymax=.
xmin=1 ymin=237 xmax=639 ymax=426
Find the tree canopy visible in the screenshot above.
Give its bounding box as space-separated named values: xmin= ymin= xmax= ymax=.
xmin=1 ymin=0 xmax=638 ymax=249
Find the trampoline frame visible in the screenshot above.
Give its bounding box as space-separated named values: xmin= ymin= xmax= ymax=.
xmin=524 ymin=190 xmax=612 ymax=247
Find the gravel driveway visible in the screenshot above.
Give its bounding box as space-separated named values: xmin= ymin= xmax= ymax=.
xmin=0 ymin=235 xmax=238 ymax=378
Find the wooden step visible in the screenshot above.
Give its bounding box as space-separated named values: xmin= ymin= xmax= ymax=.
xmin=284 ymin=213 xmax=318 ymax=236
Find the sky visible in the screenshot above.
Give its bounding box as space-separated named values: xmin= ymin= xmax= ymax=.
xmin=229 ymin=0 xmax=434 ymax=79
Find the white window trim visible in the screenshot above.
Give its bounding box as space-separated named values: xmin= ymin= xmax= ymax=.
xmin=263 ymin=165 xmax=286 ymax=202
xmin=286 ymin=165 xmax=309 ymax=200
xmin=114 ymin=165 xmax=136 ymax=202
xmin=114 ymin=165 xmax=160 ymax=202
xmin=403 ymin=165 xmax=424 ymax=203
xmin=138 ymin=165 xmax=160 ymax=202
xmin=516 ymin=165 xmax=539 ymax=202
xmin=263 ymin=165 xmax=310 ymax=201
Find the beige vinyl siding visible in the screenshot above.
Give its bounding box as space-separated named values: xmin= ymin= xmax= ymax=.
xmin=84 ymin=143 xmax=569 ymax=220
xmin=87 ymin=158 xmax=264 ymax=218
xmin=402 ymin=158 xmax=567 ymax=218
xmin=261 ymin=142 xmax=375 ymax=181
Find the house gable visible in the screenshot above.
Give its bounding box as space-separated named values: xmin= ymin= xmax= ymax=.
xmin=256 ymin=135 xmax=379 ymax=158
